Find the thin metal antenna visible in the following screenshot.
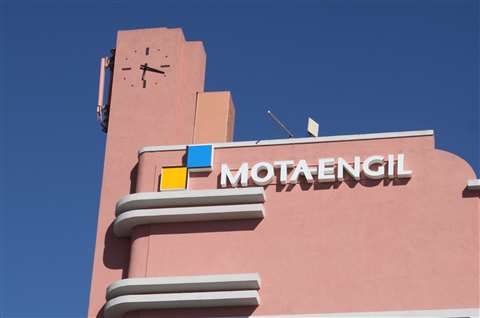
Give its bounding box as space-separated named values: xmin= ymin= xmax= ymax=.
xmin=267 ymin=110 xmax=295 ymax=138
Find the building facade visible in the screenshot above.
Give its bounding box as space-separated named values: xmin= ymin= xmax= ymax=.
xmin=88 ymin=27 xmax=480 ymax=318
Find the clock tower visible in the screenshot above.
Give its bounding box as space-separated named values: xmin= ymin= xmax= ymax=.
xmin=107 ymin=27 xmax=207 ymax=145
xmin=88 ymin=27 xmax=235 ymax=318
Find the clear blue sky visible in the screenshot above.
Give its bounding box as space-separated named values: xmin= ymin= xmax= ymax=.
xmin=1 ymin=0 xmax=478 ymax=317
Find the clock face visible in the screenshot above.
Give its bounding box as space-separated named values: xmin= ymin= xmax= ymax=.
xmin=119 ymin=46 xmax=170 ymax=88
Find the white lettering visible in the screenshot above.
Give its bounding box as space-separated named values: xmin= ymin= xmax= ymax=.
xmin=387 ymin=154 xmax=395 ymax=178
xmin=219 ymin=153 xmax=411 ymax=188
xmin=251 ymin=162 xmax=275 ymax=186
xmin=318 ymin=158 xmax=336 ymax=182
xmin=397 ymin=153 xmax=412 ymax=178
xmin=290 ymin=160 xmax=314 ymax=184
xmin=274 ymin=160 xmax=294 ymax=184
xmin=220 ymin=163 xmax=249 ymax=187
xmin=337 ymin=156 xmax=360 ymax=181
xmin=363 ymin=155 xmax=385 ymax=179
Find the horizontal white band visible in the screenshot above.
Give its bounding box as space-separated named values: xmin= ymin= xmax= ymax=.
xmin=104 ymin=290 xmax=260 ymax=318
xmin=116 ymin=187 xmax=266 ymax=215
xmin=244 ymin=308 xmax=479 ymax=317
xmin=113 ymin=204 xmax=265 ymax=237
xmin=106 ymin=273 xmax=261 ymax=300
xmin=467 ymin=179 xmax=480 ymax=190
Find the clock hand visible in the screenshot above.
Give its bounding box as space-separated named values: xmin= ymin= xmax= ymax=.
xmin=143 ymin=65 xmax=165 ymax=74
xmin=140 ymin=64 xmax=166 ymax=74
xmin=140 ymin=63 xmax=148 ymax=80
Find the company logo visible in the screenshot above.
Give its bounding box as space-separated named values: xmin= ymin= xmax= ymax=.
xmin=160 ymin=146 xmax=412 ymax=191
xmin=159 ymin=144 xmax=214 ymax=191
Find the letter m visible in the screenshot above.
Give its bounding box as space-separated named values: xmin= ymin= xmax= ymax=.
xmin=220 ymin=163 xmax=249 ymax=187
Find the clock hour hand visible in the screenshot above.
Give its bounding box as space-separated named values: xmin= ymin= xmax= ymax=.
xmin=139 ymin=64 xmax=165 ymax=74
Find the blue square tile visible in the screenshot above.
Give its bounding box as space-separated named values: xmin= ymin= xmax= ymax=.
xmin=187 ymin=144 xmax=213 ymax=171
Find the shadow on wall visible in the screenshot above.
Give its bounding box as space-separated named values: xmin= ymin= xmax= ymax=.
xmin=278 ymin=175 xmax=410 ymax=192
xmin=99 ymin=223 xmax=131 ymax=317
xmin=189 ymin=171 xmax=212 ymax=178
xmin=463 ymin=187 xmax=480 ymax=198
xmin=101 ymin=162 xmax=136 ymax=299
xmin=130 ymin=163 xmax=138 ymax=194
xmin=146 ymin=219 xmax=262 ymax=236
xmin=96 ymin=305 xmax=105 ymax=318
xmin=97 ymin=163 xmax=136 ymax=318
xmin=127 ymin=305 xmax=257 ymax=318
xmin=102 ymin=222 xmax=130 ymax=278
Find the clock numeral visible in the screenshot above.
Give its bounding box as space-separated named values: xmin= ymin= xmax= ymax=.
xmin=145 ymin=47 xmax=150 ymax=56
xmin=121 ymin=67 xmax=132 ymax=71
xmin=143 ymin=80 xmax=146 ymax=88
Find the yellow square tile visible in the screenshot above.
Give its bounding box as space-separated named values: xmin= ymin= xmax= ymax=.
xmin=160 ymin=167 xmax=188 ymax=191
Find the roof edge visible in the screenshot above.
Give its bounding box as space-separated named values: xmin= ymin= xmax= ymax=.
xmin=139 ymin=129 xmax=434 ymax=155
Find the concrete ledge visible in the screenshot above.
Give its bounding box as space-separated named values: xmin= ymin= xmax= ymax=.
xmin=116 ymin=187 xmax=266 ymax=215
xmin=106 ymin=273 xmax=261 ymax=300
xmin=244 ymin=308 xmax=479 ymax=317
xmin=113 ymin=204 xmax=265 ymax=237
xmin=104 ymin=290 xmax=259 ymax=318
xmin=139 ymin=130 xmax=434 ymax=154
xmin=467 ymin=179 xmax=480 ymax=190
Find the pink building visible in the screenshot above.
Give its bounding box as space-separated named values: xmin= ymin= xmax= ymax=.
xmin=88 ymin=27 xmax=480 ymax=318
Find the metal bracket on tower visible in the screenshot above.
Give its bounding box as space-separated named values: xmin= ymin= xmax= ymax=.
xmin=96 ymin=49 xmax=115 ymax=133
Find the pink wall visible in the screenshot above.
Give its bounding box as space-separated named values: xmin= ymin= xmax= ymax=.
xmin=129 ymin=134 xmax=479 ymax=316
xmin=88 ymin=28 xmax=206 ymax=318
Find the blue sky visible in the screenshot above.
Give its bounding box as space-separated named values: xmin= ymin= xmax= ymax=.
xmin=1 ymin=0 xmax=478 ymax=317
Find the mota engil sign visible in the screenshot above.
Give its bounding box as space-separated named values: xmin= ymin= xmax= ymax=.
xmin=220 ymin=154 xmax=412 ymax=187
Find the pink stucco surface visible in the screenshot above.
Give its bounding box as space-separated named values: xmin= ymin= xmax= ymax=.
xmin=129 ymin=134 xmax=479 ymax=316
xmin=87 ymin=28 xmax=206 ymax=318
